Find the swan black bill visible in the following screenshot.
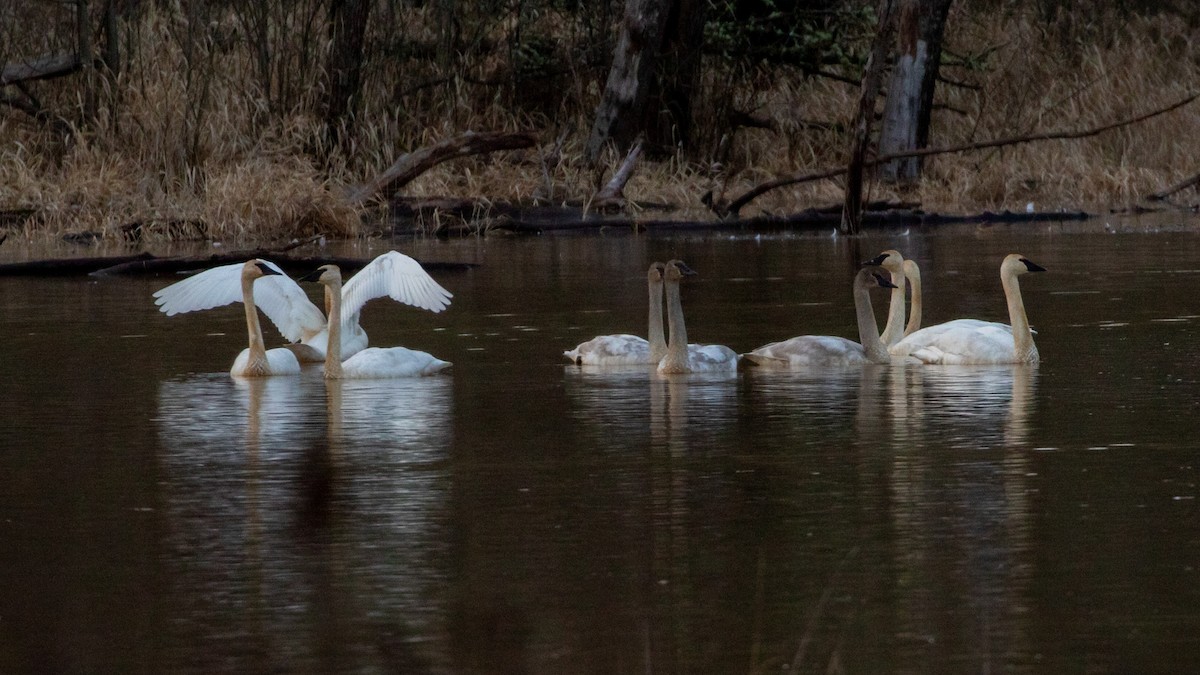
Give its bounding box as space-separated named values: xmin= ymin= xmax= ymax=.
xmin=872 ymin=272 xmax=898 ymax=288
xmin=1020 ymin=258 xmax=1047 ymax=272
xmin=255 ymin=262 xmax=282 ymax=276
xmin=670 ymin=261 xmax=698 ymax=276
xmin=861 ymin=253 xmax=889 ymax=267
xmin=298 ymin=268 xmax=324 ymax=282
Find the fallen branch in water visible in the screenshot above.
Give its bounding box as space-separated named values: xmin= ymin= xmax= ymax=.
xmin=0 ymin=239 xmax=317 ymax=277
xmin=720 ymin=91 xmax=1200 ymax=217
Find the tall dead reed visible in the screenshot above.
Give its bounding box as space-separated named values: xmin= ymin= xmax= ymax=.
xmin=2 ymin=2 xmax=1199 ymax=243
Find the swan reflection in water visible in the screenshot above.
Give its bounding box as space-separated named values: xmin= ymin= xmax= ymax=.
xmin=154 ymin=373 xmax=454 ymax=672
xmin=890 ymin=364 xmax=1036 ymax=449
xmin=885 ymin=364 xmax=1037 ymax=670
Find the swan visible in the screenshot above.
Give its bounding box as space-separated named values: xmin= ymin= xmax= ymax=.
xmin=873 ymin=251 xmax=923 ymax=342
xmin=656 ymin=260 xmax=738 ymax=374
xmin=228 ymin=260 xmax=302 ymax=377
xmin=903 ymin=259 xmax=922 ymax=337
xmin=875 ymin=250 xmax=909 ymax=346
xmin=563 ymin=262 xmax=667 ymax=366
xmin=739 ymin=262 xmax=902 ymax=368
xmin=302 ymin=264 xmax=452 ymax=378
xmin=889 ymin=253 xmax=1045 ymax=365
xmin=153 ymin=251 xmax=453 ymax=362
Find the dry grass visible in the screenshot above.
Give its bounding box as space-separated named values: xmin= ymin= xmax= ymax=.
xmin=2 ymin=3 xmax=1200 ymax=244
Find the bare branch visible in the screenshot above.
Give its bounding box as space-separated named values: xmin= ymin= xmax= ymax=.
xmin=722 ymin=91 xmax=1200 ymax=217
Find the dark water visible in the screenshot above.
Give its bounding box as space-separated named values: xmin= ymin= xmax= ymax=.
xmin=3 ymin=223 xmax=1200 ymax=673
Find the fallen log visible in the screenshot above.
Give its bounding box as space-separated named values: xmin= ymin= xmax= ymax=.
xmin=1 ymin=52 xmax=81 ymax=86
xmin=0 ymin=236 xmax=474 ymax=277
xmin=1145 ymin=170 xmax=1200 ymax=202
xmin=93 ymin=253 xmax=476 ymax=277
xmin=349 ymin=130 xmax=538 ymax=205
xmin=488 ymin=207 xmax=1092 ymax=234
xmin=593 ymin=139 xmax=644 ymax=211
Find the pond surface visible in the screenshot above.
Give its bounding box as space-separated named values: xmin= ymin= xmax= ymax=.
xmin=2 ymin=220 xmax=1200 ymax=673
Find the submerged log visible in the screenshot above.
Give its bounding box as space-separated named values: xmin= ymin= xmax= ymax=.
xmin=0 ymin=237 xmax=474 ymax=277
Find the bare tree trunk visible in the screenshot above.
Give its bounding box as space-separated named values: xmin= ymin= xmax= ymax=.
xmin=77 ymin=0 xmax=96 ymax=125
xmin=915 ymin=0 xmax=954 ymax=151
xmin=878 ymin=0 xmax=921 ymax=184
xmin=878 ymin=0 xmax=953 ymax=183
xmin=584 ymin=0 xmax=671 ymax=164
xmin=325 ymin=0 xmax=371 ymax=151
xmin=842 ymin=0 xmax=900 ymax=235
xmin=648 ymin=0 xmax=707 ymax=153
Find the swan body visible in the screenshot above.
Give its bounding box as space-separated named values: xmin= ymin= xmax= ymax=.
xmin=303 ymin=264 xmax=452 ymax=379
xmin=564 ymin=263 xmax=666 ymax=366
xmin=154 ymin=251 xmax=453 ymax=362
xmin=335 ymin=346 xmax=452 ymax=378
xmin=657 ymin=260 xmax=738 ymax=374
xmin=889 ymin=254 xmax=1045 ymax=365
xmin=740 ymin=263 xmax=901 ymax=368
xmin=228 ymin=260 xmax=302 ymax=378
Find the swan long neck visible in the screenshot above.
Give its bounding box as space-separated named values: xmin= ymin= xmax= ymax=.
xmin=648 ymin=274 xmax=667 ymax=362
xmin=1002 ymin=267 xmax=1037 ymax=363
xmin=853 ymin=269 xmax=890 ymax=364
xmin=880 ymin=268 xmax=907 ymax=345
xmin=659 ymin=275 xmax=690 ymax=372
xmin=904 ymin=268 xmax=922 ymax=336
xmin=323 ymin=275 xmax=345 ymax=379
xmin=241 ymin=272 xmax=269 ymax=371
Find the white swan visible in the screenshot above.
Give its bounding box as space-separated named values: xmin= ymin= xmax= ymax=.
xmin=889 ymin=253 xmax=1045 ymax=365
xmin=564 ymin=262 xmax=667 ymax=366
xmin=657 ymin=260 xmax=738 ymax=374
xmin=903 ymin=259 xmax=922 ymax=337
xmin=873 ymin=251 xmax=923 ymax=343
xmin=228 ymin=260 xmax=302 ymax=378
xmin=875 ymin=250 xmax=909 ymax=346
xmin=739 ymin=263 xmax=901 ymax=368
xmin=153 ymin=251 xmax=453 ymax=362
xmin=303 ymin=264 xmax=452 ymax=378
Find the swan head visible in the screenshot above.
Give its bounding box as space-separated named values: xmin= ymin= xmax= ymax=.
xmin=861 ymin=249 xmax=905 ymax=273
xmin=244 ymin=259 xmax=284 ymax=280
xmin=298 ymin=264 xmax=344 ymax=286
xmin=1002 ymin=254 xmax=1046 ymax=276
xmin=648 ymin=261 xmax=666 ymax=283
xmin=663 ymin=259 xmax=697 ymax=282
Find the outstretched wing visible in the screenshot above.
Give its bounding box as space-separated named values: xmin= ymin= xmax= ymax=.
xmin=340 ymin=251 xmax=454 ymax=322
xmin=152 ymin=260 xmax=327 ymax=343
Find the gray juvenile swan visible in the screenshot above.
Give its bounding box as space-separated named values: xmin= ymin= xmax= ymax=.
xmin=154 ymin=251 xmax=452 ymax=362
xmin=656 ymin=260 xmax=738 ymax=374
xmin=302 ymin=264 xmax=452 ymax=378
xmin=889 ymin=253 xmax=1045 ymax=365
xmin=563 ymin=262 xmax=667 ymax=366
xmin=739 ymin=260 xmax=901 ymax=368
xmin=229 ymin=260 xmax=302 ymax=378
